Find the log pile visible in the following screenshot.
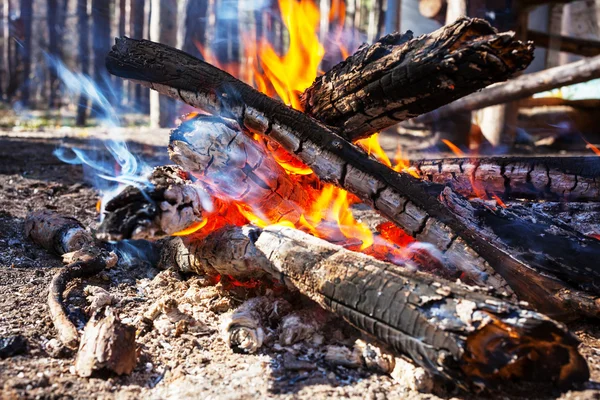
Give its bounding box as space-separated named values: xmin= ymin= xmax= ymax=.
xmin=30 ymin=15 xmax=591 ymax=392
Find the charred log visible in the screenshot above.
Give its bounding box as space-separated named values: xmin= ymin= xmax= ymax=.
xmin=300 ymin=18 xmax=533 ymax=141
xmin=411 ymin=156 xmax=600 ymax=202
xmin=164 ymin=224 xmax=589 ymax=390
xmin=415 ymin=54 xmax=600 ymax=124
xmin=25 ymin=210 xmax=93 ymax=255
xmin=107 ymin=39 xmax=600 ymax=319
xmin=98 ymin=165 xmax=209 ymax=241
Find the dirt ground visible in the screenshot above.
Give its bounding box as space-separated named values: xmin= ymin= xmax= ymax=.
xmin=1 ymin=129 xmax=599 ymax=400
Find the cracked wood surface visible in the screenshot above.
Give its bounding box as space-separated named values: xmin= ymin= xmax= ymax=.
xmin=411 ymin=156 xmax=600 ymax=202
xmin=300 ymin=18 xmax=534 ymax=141
xmin=106 ymin=36 xmax=600 ymax=319
xmin=166 ymin=224 xmax=589 ymax=390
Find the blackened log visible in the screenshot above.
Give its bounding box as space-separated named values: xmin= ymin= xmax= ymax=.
xmin=415 ymin=54 xmax=600 ymax=124
xmin=106 ymin=37 xmax=600 ymax=319
xmin=411 ymin=156 xmax=600 ymax=202
xmin=167 ymin=224 xmax=589 ymax=390
xmin=98 ymin=165 xmax=209 ymax=241
xmin=300 ymin=17 xmax=534 ymax=141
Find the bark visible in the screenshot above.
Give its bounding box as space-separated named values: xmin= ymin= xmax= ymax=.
xmin=75 ymin=307 xmax=137 ymax=376
xmin=415 ymin=54 xmax=600 ymax=124
xmin=168 ymin=224 xmax=590 ymax=389
xmin=98 ymin=165 xmax=208 ymax=241
xmin=411 ymin=156 xmax=600 ymax=202
xmin=76 ymin=0 xmax=89 ymax=126
xmin=300 ymin=17 xmax=534 ymax=141
xmin=106 ymin=37 xmax=600 ymax=319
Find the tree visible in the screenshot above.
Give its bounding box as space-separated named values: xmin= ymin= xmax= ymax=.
xmin=48 ymin=0 xmax=60 ymax=108
xmin=91 ymin=0 xmax=113 ymax=118
xmin=19 ymin=0 xmax=33 ymax=107
xmin=76 ymin=0 xmax=90 ymax=126
xmin=149 ymin=0 xmax=178 ymax=128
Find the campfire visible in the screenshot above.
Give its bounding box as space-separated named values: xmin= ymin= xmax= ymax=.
xmin=18 ymin=1 xmax=599 ymax=396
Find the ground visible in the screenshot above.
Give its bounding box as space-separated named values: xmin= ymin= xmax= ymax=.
xmin=1 ymin=128 xmax=599 ymax=399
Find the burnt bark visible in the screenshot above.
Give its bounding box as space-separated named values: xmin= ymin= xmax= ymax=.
xmin=105 ymin=36 xmax=600 ymax=320
xmin=300 ymin=17 xmax=534 ymax=141
xmin=411 ymin=156 xmax=600 ymax=202
xmin=166 ymin=224 xmax=590 ymax=390
xmin=98 ymin=165 xmax=208 ymax=241
xmin=415 ymin=54 xmax=600 ymax=124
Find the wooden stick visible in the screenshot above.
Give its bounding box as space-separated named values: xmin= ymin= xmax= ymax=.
xmin=527 ymin=30 xmax=600 ymax=57
xmin=300 ymin=17 xmax=533 ymax=141
xmin=410 ymin=156 xmax=600 ymax=202
xmin=164 ymin=224 xmax=590 ymax=390
xmin=415 ymin=54 xmax=600 ymax=124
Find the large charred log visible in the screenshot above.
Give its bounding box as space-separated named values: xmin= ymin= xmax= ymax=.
xmin=411 ymin=156 xmax=600 ymax=202
xmin=300 ymin=18 xmax=534 ymax=141
xmin=160 ymin=224 xmax=589 ymax=390
xmin=106 ymin=40 xmax=600 ymax=319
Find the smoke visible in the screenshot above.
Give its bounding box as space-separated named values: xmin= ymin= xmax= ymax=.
xmin=48 ymin=55 xmax=155 ymax=216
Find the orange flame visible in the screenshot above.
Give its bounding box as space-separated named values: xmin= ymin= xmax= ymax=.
xmin=179 ymin=0 xmax=417 ymax=264
xmin=442 ymin=139 xmax=466 ymax=157
xmin=585 ymin=140 xmax=600 ymax=156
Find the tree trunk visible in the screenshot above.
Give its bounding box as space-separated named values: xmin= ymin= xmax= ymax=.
xmin=47 ymin=0 xmax=59 ymax=109
xmin=91 ymin=0 xmax=113 ymax=117
xmin=181 ymin=0 xmax=208 ymax=60
xmin=149 ymin=0 xmax=178 ymax=128
xmin=19 ymin=0 xmax=33 ymax=107
xmin=127 ymin=0 xmax=148 ymax=112
xmin=76 ymin=0 xmax=89 ymax=126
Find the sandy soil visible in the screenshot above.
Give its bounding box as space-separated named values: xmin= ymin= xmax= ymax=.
xmin=1 ymin=130 xmax=599 ymax=400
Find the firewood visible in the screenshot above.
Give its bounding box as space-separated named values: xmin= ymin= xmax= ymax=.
xmin=415 ymin=54 xmax=600 ymax=124
xmin=107 ymin=38 xmax=600 ymax=319
xmin=98 ymin=165 xmax=208 ymax=241
xmin=164 ymin=223 xmax=590 ymax=390
xmin=24 ymin=210 xmax=93 ymax=255
xmin=169 ymin=116 xmax=311 ymax=225
xmin=410 ymin=156 xmax=600 ymax=202
xmin=74 ymin=307 xmax=137 ymax=377
xmin=224 ymin=296 xmax=292 ymax=354
xmin=300 ymin=18 xmax=533 ymax=141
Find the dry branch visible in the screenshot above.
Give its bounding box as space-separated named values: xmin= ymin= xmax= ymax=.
xmin=164 ymin=224 xmax=589 ymax=390
xmin=527 ymin=30 xmax=600 ymax=57
xmin=415 ymin=54 xmax=600 ymax=124
xmin=411 ymin=156 xmax=600 ymax=202
xmin=299 ymin=18 xmax=533 ymax=141
xmin=106 ymin=41 xmax=600 ymax=319
xmin=25 ymin=211 xmax=118 ymax=349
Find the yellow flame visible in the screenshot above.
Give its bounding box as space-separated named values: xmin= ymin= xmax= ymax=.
xmin=172 ymin=218 xmax=208 ymax=236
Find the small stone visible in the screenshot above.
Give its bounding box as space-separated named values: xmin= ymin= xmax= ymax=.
xmin=0 ymin=335 xmax=27 ymax=358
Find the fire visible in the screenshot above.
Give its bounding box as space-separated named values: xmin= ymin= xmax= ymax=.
xmin=584 ymin=140 xmax=600 ymax=156
xmin=177 ymin=0 xmax=430 ymax=266
xmin=442 ymin=139 xmax=466 ymax=156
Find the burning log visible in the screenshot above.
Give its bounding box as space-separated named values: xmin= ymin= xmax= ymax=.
xmin=300 ymin=18 xmax=534 ymax=141
xmin=415 ymin=54 xmax=600 ymax=124
xmin=25 ymin=211 xmax=118 ymax=349
xmin=411 ymin=156 xmax=600 ymax=202
xmin=169 ymin=116 xmax=312 ymax=225
xmin=106 ymin=39 xmax=600 ymax=319
xmin=98 ymin=165 xmax=209 ymax=241
xmin=161 ymin=223 xmax=590 ymax=390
